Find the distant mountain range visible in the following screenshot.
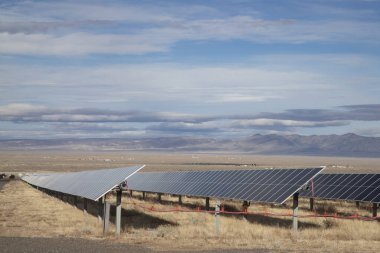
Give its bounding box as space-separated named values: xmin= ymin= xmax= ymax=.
xmin=1 ymin=133 xmax=380 ymax=157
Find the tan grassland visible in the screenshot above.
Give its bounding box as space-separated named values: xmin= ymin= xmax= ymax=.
xmin=0 ymin=151 xmax=380 ymax=252
xmin=1 ymin=150 xmax=380 ymax=173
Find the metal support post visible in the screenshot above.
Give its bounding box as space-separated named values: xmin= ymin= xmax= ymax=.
xmin=178 ymin=195 xmax=182 ymax=205
xmin=293 ymin=192 xmax=299 ymax=231
xmin=142 ymin=191 xmax=146 ymax=200
xmin=158 ymin=193 xmax=162 ymax=203
xmin=356 ymin=201 xmax=360 ymax=208
xmin=98 ymin=197 xmax=103 ymax=223
xmin=205 ymin=197 xmax=210 ymax=211
xmin=373 ymin=203 xmax=378 ymax=218
xmin=243 ymin=201 xmax=249 ymax=219
xmin=103 ymin=201 xmax=110 ymax=234
xmin=310 ymin=198 xmax=314 ymax=211
xmin=83 ymin=198 xmax=88 ymax=214
xmin=116 ymin=190 xmax=122 ymax=235
xmin=215 ymin=199 xmax=221 ymax=235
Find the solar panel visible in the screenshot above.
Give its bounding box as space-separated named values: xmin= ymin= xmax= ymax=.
xmin=22 ymin=165 xmax=145 ymax=201
xmin=127 ymin=167 xmax=323 ymax=204
xmin=301 ymin=173 xmax=380 ymax=203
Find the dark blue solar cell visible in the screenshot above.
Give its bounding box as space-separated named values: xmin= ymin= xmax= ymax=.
xmin=328 ymin=174 xmax=361 ymax=199
xmin=343 ymin=174 xmax=376 ymax=200
xmin=300 ymin=173 xmax=380 ymax=203
xmin=272 ymin=169 xmax=319 ymax=203
xmin=127 ymin=168 xmax=323 ymax=204
xmin=22 ymin=165 xmax=145 ymax=201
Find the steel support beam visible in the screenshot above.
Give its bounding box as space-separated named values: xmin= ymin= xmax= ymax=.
xmin=158 ymin=193 xmax=162 ymax=203
xmin=310 ymin=197 xmax=314 ymax=211
xmin=178 ymin=195 xmax=182 ymax=205
xmin=356 ymin=201 xmax=360 ymax=208
xmin=103 ymin=201 xmax=110 ymax=234
xmin=293 ymin=192 xmax=299 ymax=231
xmin=83 ymin=198 xmax=88 ymax=214
xmin=243 ymin=201 xmax=249 ymax=219
xmin=205 ymin=197 xmax=210 ymax=211
xmin=116 ymin=190 xmax=122 ymax=235
xmin=215 ymin=199 xmax=221 ymax=235
xmin=373 ymin=203 xmax=378 ymax=218
xmin=98 ymin=197 xmax=103 ymax=223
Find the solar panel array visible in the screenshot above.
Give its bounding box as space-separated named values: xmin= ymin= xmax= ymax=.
xmin=301 ymin=173 xmax=380 ymax=203
xmin=22 ymin=165 xmax=145 ymax=201
xmin=127 ymin=168 xmax=323 ymax=204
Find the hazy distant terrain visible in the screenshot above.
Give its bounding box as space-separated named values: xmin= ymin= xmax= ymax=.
xmin=1 ymin=133 xmax=379 ymax=157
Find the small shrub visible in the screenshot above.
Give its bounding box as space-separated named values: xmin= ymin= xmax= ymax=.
xmin=322 ymin=219 xmax=337 ymax=229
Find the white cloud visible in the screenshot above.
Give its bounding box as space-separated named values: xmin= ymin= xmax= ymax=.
xmin=2 ymin=18 xmax=379 ymax=55
xmin=0 ymin=32 xmax=169 ymax=55
xmin=0 ymin=103 xmax=47 ymax=116
xmin=0 ymin=1 xmax=176 ymax=23
xmin=233 ymin=118 xmax=348 ymax=128
xmin=1 ymin=0 xmax=379 ymax=56
xmin=210 ymin=93 xmax=281 ymax=103
xmin=0 ymin=103 xmax=214 ymax=123
xmin=0 ymin=63 xmax=331 ymax=107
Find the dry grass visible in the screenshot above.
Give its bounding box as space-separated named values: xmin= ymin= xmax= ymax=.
xmin=0 ymin=180 xmax=104 ymax=238
xmin=1 ymin=180 xmax=379 ymax=252
xmin=1 ymin=150 xmax=380 ymax=174
xmin=116 ymin=193 xmax=380 ymax=252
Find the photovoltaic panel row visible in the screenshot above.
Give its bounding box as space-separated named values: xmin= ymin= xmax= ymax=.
xmin=127 ymin=168 xmax=323 ymax=204
xmin=300 ymin=173 xmax=380 ymax=203
xmin=22 ymin=165 xmax=145 ymax=201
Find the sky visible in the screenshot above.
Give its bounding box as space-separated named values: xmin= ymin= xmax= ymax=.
xmin=0 ymin=0 xmax=380 ymax=139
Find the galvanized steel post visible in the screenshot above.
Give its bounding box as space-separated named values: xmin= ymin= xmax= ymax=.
xmin=83 ymin=198 xmax=88 ymax=214
xmin=205 ymin=197 xmax=210 ymax=211
xmin=215 ymin=199 xmax=221 ymax=235
xmin=98 ymin=197 xmax=103 ymax=223
xmin=103 ymin=200 xmax=110 ymax=234
xmin=293 ymin=192 xmax=299 ymax=231
xmin=310 ymin=197 xmax=314 ymax=211
xmin=158 ymin=193 xmax=162 ymax=203
xmin=373 ymin=203 xmax=378 ymax=218
xmin=116 ymin=190 xmax=122 ymax=235
xmin=178 ymin=195 xmax=182 ymax=205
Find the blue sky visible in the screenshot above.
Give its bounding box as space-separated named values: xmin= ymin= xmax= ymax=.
xmin=0 ymin=0 xmax=380 ymax=139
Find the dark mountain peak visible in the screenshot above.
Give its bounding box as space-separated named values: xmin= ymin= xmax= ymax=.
xmin=0 ymin=133 xmax=379 ymax=157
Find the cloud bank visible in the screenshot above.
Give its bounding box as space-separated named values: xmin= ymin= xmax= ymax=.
xmin=0 ymin=103 xmax=379 ymax=138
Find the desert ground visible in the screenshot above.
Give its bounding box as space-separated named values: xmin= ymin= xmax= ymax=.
xmin=1 ymin=151 xmax=380 ymax=252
